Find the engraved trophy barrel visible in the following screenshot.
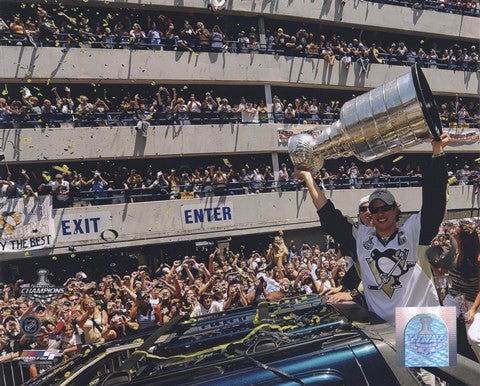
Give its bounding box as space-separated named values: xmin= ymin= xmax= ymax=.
xmin=288 ymin=64 xmax=443 ymax=172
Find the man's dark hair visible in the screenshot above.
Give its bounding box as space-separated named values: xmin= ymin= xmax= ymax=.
xmin=395 ymin=204 xmax=402 ymax=222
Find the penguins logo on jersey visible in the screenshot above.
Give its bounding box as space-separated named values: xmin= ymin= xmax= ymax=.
xmin=366 ymin=248 xmax=415 ymax=298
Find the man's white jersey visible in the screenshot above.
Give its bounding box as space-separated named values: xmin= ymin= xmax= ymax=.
xmin=352 ymin=213 xmax=439 ymax=325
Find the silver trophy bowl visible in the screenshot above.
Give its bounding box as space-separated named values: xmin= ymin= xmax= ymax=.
xmin=288 ymin=64 xmax=443 ymax=172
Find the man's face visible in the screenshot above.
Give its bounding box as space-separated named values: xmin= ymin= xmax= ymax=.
xmin=61 ymin=300 xmax=72 ymax=312
xmin=274 ymin=236 xmax=282 ymax=246
xmin=202 ymin=295 xmax=213 ymax=309
xmin=6 ymin=320 xmax=19 ymax=334
xmin=369 ymin=199 xmax=397 ymax=235
xmin=286 ymin=264 xmax=294 ymax=274
xmin=37 ymin=334 xmax=50 ymax=347
xmin=160 ymin=290 xmax=170 ymax=301
xmin=358 ymin=204 xmax=372 ymax=226
xmin=19 ymin=303 xmax=29 ymax=315
xmin=150 ymin=288 xmax=160 ymax=298
xmin=0 ymin=329 xmax=7 ymax=346
xmin=64 ymin=326 xmax=74 ymax=338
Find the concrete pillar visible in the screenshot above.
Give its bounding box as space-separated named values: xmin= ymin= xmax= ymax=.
xmin=264 ymin=84 xmax=273 ymax=122
xmin=258 ymin=17 xmax=266 ymax=46
xmin=271 ymin=151 xmax=280 ymax=183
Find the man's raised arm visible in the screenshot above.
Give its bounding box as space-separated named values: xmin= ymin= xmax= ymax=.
xmin=419 ymin=133 xmax=450 ymax=246
xmin=295 ymin=170 xmax=328 ymax=210
xmin=296 ymin=170 xmax=356 ymax=261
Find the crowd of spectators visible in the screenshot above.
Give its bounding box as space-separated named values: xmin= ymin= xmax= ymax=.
xmin=0 ymin=4 xmax=478 ymax=72
xmin=0 ymin=85 xmax=344 ymax=128
xmin=1 ymin=158 xmax=478 ymax=208
xmin=1 ymin=221 xmax=479 ymax=376
xmin=370 ymin=0 xmax=478 ymax=16
xmin=0 ymin=85 xmax=478 ymax=129
xmin=1 ymin=232 xmax=350 ymax=374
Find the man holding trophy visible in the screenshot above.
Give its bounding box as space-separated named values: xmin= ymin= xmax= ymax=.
xmin=288 ymin=64 xmax=451 ymax=325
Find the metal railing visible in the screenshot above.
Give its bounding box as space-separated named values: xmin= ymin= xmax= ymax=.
xmin=48 ymin=176 xmax=427 ymax=208
xmin=0 ymin=32 xmax=478 ymax=73
xmin=0 ymin=110 xmax=341 ymax=129
xmin=0 ymin=110 xmax=478 ymax=130
xmin=0 ymin=358 xmax=38 ymax=386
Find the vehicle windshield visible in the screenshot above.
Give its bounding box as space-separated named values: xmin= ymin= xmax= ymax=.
xmin=26 ymin=296 xmax=377 ymax=386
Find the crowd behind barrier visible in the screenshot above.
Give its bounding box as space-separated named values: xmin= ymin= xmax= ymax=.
xmin=369 ymin=0 xmax=479 ymax=16
xmin=0 ymin=4 xmax=478 ymax=72
xmin=1 ymin=221 xmax=479 ymax=383
xmin=1 ymin=159 xmax=478 ymax=209
xmin=0 ymin=85 xmax=478 ymax=130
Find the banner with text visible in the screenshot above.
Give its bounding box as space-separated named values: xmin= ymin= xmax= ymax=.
xmin=181 ymin=201 xmax=234 ymax=230
xmin=277 ymin=128 xmax=321 ymax=144
xmin=0 ymin=196 xmax=55 ymax=253
xmin=444 ymin=127 xmax=479 ymax=146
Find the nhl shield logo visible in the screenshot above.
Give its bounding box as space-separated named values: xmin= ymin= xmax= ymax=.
xmin=20 ymin=315 xmax=41 ymax=336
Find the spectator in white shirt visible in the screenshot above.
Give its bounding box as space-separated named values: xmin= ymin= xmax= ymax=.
xmin=460 ymin=165 xmax=470 ymax=185
xmin=347 ymin=162 xmax=360 ymax=189
xmin=187 ymin=93 xmax=202 ymax=113
xmin=218 ymin=98 xmax=232 ymax=113
xmin=272 ymin=96 xmax=284 ymax=123
xmin=190 ymin=292 xmax=223 ymax=317
xmin=50 ymin=173 xmax=70 ymax=207
xmin=284 ymin=103 xmax=296 ymax=122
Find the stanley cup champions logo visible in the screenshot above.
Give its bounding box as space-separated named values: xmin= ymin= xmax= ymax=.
xmin=20 ymin=269 xmax=65 ymax=303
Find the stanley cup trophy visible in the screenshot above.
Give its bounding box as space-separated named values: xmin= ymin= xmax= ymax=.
xmin=288 ymin=64 xmax=443 ymax=171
